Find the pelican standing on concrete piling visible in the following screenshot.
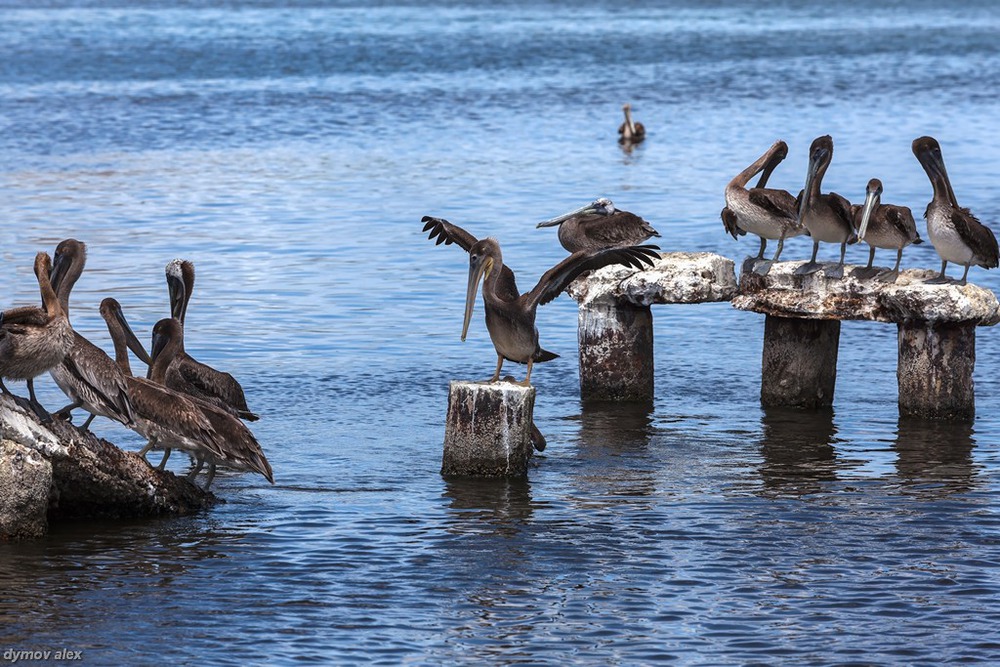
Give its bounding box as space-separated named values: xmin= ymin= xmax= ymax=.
xmin=0 ymin=252 xmax=74 ymax=422
xmin=722 ymin=140 xmax=803 ymax=275
xmin=536 ymin=198 xmax=660 ymax=253
xmin=795 ymin=135 xmax=857 ymax=279
xmin=912 ymin=136 xmax=998 ymax=285
xmin=618 ymin=103 xmax=645 ymax=145
xmin=422 ymin=216 xmax=659 ymax=385
xmin=852 ymin=178 xmax=923 ymax=282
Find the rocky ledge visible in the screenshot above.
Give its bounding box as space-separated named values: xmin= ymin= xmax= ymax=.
xmin=0 ymin=395 xmax=215 ymax=541
xmin=566 ymin=251 xmax=738 ymax=308
xmin=733 ymin=262 xmax=1000 ymax=325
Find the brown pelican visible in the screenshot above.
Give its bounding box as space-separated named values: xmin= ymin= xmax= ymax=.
xmin=852 ymin=178 xmax=923 ymax=282
xmin=795 ymin=135 xmax=857 ymax=278
xmin=536 ymin=198 xmax=660 ymax=252
xmin=722 ymin=140 xmax=803 ymax=275
xmin=149 ymin=317 xmax=273 ymax=488
xmin=154 ymin=259 xmax=259 ymax=421
xmin=422 ymin=216 xmax=659 ymax=385
xmin=912 ymin=136 xmax=999 ymax=284
xmin=618 ymin=103 xmax=645 ymax=145
xmin=41 ymin=239 xmax=136 ymax=431
xmin=0 ymin=252 xmax=74 ymax=422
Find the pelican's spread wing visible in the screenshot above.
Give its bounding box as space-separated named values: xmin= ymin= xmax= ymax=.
xmin=526 ymin=245 xmax=660 ymax=308
xmin=421 ymin=215 xmax=481 ymax=252
xmin=421 ymin=216 xmax=521 ymax=299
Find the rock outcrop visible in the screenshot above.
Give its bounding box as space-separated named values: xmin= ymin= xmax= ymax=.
xmin=0 ymin=394 xmax=215 ymax=541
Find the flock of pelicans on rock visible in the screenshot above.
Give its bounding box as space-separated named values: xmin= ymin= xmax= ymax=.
xmin=0 ymin=241 xmax=272 ymax=490
xmin=418 ymin=106 xmax=998 ymax=406
xmin=2 ymin=105 xmax=997 ymax=486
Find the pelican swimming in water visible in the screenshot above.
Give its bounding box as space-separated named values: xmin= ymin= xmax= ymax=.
xmin=0 ymin=252 xmax=74 ymax=422
xmin=536 ymin=198 xmax=660 ymax=253
xmin=42 ymin=239 xmax=137 ymax=432
xmin=852 ymin=178 xmax=923 ymax=282
xmin=422 ymin=216 xmax=659 ymax=385
xmin=722 ymin=140 xmax=803 ymax=275
xmin=912 ymin=136 xmax=998 ymax=285
xmin=149 ymin=317 xmax=273 ymax=488
xmin=618 ymin=103 xmax=645 ymax=145
xmin=153 ymin=259 xmax=259 ymax=421
xmin=795 ymin=135 xmax=857 ymax=278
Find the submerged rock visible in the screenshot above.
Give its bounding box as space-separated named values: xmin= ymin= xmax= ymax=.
xmin=0 ymin=394 xmax=215 ymax=541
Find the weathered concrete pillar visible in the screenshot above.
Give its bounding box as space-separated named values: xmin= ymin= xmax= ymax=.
xmin=761 ymin=315 xmax=840 ymax=409
xmin=897 ymin=321 xmax=976 ymax=420
xmin=442 ymin=381 xmax=535 ymax=477
xmin=578 ymin=302 xmax=654 ymax=402
xmin=0 ymin=440 xmax=52 ymax=541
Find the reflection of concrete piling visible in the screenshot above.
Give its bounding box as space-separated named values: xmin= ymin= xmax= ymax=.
xmin=734 ymin=264 xmax=1000 ymax=419
xmin=443 ymin=381 xmax=535 ymax=476
xmin=567 ymin=252 xmax=737 ymax=402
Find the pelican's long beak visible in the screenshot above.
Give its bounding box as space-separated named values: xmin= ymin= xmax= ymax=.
xmin=114 ymin=304 xmax=153 ymax=366
xmin=49 ymin=250 xmax=70 ymax=295
xmin=857 ymin=187 xmax=880 ymax=243
xmin=799 ymin=147 xmax=828 ymax=220
xmin=461 ymin=257 xmax=491 ymax=341
xmin=926 ymin=149 xmax=959 ymax=208
xmin=537 ymin=203 xmax=599 ymax=228
xmin=167 ymin=274 xmax=186 ymax=322
xmin=148 ymin=329 xmax=169 ymax=377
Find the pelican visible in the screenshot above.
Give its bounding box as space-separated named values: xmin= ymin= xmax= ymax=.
xmin=153 ymin=259 xmax=259 ymax=421
xmin=41 ymin=239 xmax=136 ymax=431
xmin=852 ymin=178 xmax=923 ymax=282
xmin=618 ymin=103 xmax=645 ymax=144
xmin=149 ymin=317 xmax=273 ymax=488
xmin=912 ymin=136 xmax=998 ymax=284
xmin=0 ymin=252 xmax=74 ymax=422
xmin=722 ymin=140 xmax=803 ymax=275
xmin=795 ymin=135 xmax=857 ymax=278
xmin=422 ymin=216 xmax=659 ymax=385
xmin=536 ymin=198 xmax=660 ymax=253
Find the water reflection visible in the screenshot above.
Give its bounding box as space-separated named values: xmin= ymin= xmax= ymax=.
xmin=757 ymin=407 xmax=839 ymax=497
xmin=441 ymin=477 xmax=535 ymax=538
xmin=893 ymin=417 xmax=977 ymax=497
xmin=570 ymin=401 xmax=657 ymax=501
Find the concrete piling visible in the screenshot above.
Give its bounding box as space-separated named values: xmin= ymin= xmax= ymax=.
xmin=442 ymin=381 xmax=536 ymax=477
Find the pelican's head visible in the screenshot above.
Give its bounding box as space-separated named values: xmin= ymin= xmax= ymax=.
xmin=149 ymin=317 xmax=184 ymax=375
xmin=462 ymin=238 xmax=501 ymax=342
xmin=857 ymin=178 xmax=883 ymax=242
xmin=100 ymin=297 xmax=152 ymax=365
xmin=537 ymin=197 xmax=617 ymax=228
xmin=165 ymin=259 xmax=194 ymax=323
xmin=800 ymin=135 xmax=834 ymax=217
xmin=49 ymin=238 xmax=87 ymax=297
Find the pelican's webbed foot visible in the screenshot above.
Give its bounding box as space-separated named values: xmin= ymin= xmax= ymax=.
xmin=852 ymin=266 xmax=881 ymax=280
xmin=824 ymin=264 xmax=845 ymax=280
xmin=924 ymin=274 xmax=952 ymax=285
xmin=875 ymin=269 xmax=900 ymax=283
xmin=752 ymin=259 xmax=774 ymax=276
xmin=793 ymin=261 xmax=822 ymax=276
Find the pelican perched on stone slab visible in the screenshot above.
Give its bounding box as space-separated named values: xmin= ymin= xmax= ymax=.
xmin=536 ymin=198 xmax=660 ymax=253
xmin=912 ymin=136 xmax=998 ymax=285
xmin=0 ymin=252 xmax=74 ymax=422
xmin=618 ymin=103 xmax=645 ymax=145
xmin=722 ymin=140 xmax=803 ymax=275
xmin=42 ymin=239 xmax=137 ymax=432
xmin=155 ymin=259 xmax=258 ymax=421
xmin=852 ymin=178 xmax=923 ymax=282
xmin=422 ymin=216 xmax=659 ymax=385
xmin=795 ymin=135 xmax=857 ymax=278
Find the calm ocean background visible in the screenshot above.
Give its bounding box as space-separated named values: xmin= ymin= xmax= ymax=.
xmin=2 ymin=1 xmax=1000 ymax=664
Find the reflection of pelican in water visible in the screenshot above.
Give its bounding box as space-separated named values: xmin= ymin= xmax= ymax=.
xmin=757 ymin=407 xmax=838 ymax=496
xmin=893 ymin=417 xmax=975 ymax=497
